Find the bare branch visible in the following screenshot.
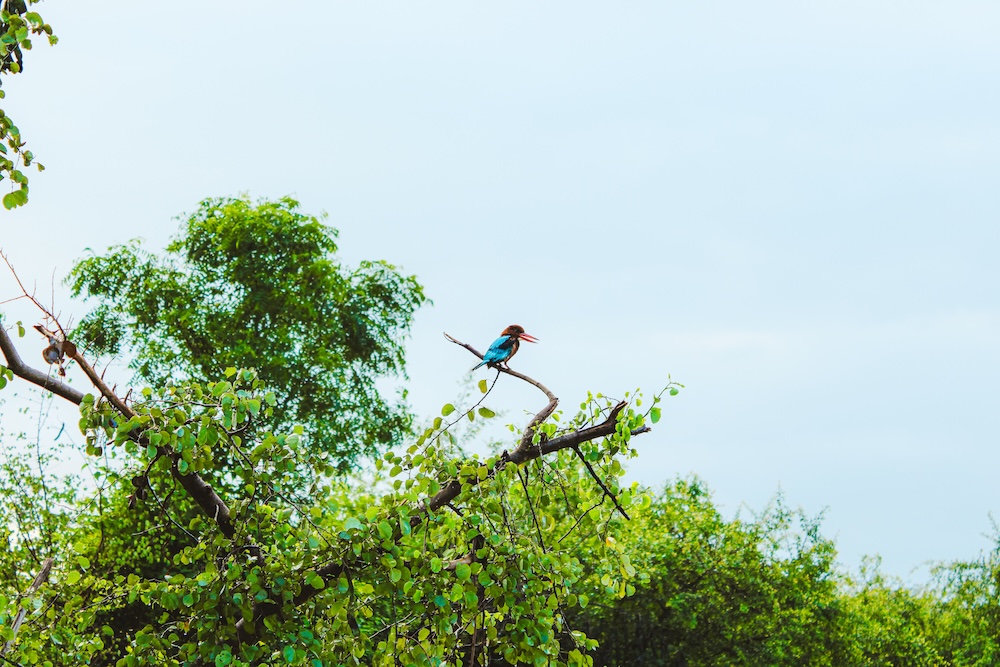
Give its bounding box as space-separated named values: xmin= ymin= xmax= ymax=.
xmin=442 ymin=332 xmax=483 ymax=362
xmin=2 ymin=252 xmax=69 ymax=339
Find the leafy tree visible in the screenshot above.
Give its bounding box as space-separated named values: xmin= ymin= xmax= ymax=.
xmin=0 ymin=290 xmax=673 ymax=665
xmin=835 ymin=563 xmax=944 ymax=667
xmin=68 ymin=195 xmax=427 ymax=471
xmin=570 ymin=479 xmax=849 ymax=667
xmin=11 ymin=8 xmax=1000 ymax=667
xmin=924 ymin=538 xmax=1000 ymax=666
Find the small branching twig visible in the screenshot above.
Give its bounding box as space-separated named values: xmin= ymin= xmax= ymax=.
xmin=145 ymin=480 xmax=198 ymax=543
xmin=517 ymin=466 xmax=547 ymax=553
xmin=572 ymin=443 xmax=630 ymax=521
xmin=0 ymin=265 xmax=236 ymax=539
xmin=558 ymin=499 xmax=605 ymax=544
xmin=416 ymin=365 xmax=500 ymax=460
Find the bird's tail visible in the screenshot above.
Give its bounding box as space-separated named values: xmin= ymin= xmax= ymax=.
xmin=471 ymin=360 xmax=487 ymax=371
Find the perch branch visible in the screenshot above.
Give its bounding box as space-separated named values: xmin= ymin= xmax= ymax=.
xmin=442 ymin=332 xmax=556 ymax=402
xmin=443 ymin=331 xmax=559 ymax=453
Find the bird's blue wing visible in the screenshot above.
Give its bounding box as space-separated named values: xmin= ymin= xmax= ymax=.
xmin=482 ymin=335 xmax=515 ymax=363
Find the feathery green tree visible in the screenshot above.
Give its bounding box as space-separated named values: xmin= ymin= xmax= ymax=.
xmin=68 ymin=195 xmax=427 ymax=472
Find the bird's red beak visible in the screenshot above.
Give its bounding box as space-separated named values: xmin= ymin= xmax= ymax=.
xmin=519 ymin=333 xmax=539 ymax=343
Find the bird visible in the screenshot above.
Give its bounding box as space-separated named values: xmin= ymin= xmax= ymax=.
xmin=41 ymin=341 xmax=62 ymax=365
xmin=472 ymin=325 xmax=538 ymax=371
xmin=34 ymin=324 xmax=76 ymax=377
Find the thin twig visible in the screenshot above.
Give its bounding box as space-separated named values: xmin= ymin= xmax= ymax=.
xmin=146 ymin=481 xmax=198 ymax=543
xmin=517 ymin=467 xmax=547 ymax=554
xmin=558 ymin=499 xmax=605 ymax=544
xmin=416 ymin=367 xmax=500 ymax=460
xmin=572 ymin=442 xmax=630 ymax=519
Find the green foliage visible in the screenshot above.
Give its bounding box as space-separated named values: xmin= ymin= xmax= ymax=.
xmin=0 ymin=374 xmax=656 ymax=666
xmin=68 ymin=195 xmax=427 ymax=471
xmin=836 ymin=563 xmax=945 ymax=667
xmin=0 ymin=421 xmax=90 ymax=664
xmin=571 ymin=480 xmax=847 ymax=667
xmin=566 ymin=480 xmax=1000 ymax=667
xmin=925 ymin=539 xmax=1000 ymax=666
xmin=0 ymin=0 xmax=55 ymax=209
xmin=7 ymin=354 xmax=1000 ymax=666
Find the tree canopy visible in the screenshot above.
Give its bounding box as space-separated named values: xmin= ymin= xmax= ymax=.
xmin=68 ymin=195 xmax=427 ymax=471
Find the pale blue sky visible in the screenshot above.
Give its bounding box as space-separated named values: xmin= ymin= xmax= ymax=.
xmin=1 ymin=1 xmax=998 ymax=579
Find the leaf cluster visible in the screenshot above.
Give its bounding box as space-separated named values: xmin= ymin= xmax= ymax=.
xmin=0 ymin=0 xmax=55 ymax=210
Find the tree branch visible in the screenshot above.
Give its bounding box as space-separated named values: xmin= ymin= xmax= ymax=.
xmin=572 ymin=445 xmax=630 ymax=520
xmin=424 ymin=400 xmax=643 ymax=513
xmin=65 ymin=344 xmax=133 ymax=418
xmin=0 ymin=321 xmax=235 ymax=538
xmin=442 ymin=332 xmax=556 ymax=402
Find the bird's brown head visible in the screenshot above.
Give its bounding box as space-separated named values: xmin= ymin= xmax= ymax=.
xmin=501 ymin=324 xmax=538 ymax=343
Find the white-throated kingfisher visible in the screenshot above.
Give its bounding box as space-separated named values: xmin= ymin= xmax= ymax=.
xmin=472 ymin=324 xmax=538 ymax=371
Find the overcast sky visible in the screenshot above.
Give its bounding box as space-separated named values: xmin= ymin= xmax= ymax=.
xmin=1 ymin=1 xmax=998 ymax=581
